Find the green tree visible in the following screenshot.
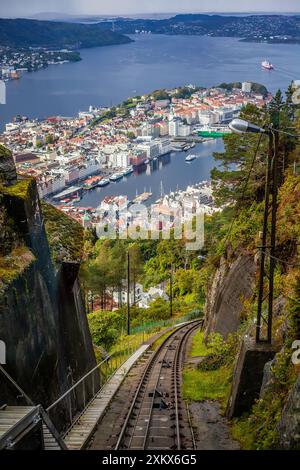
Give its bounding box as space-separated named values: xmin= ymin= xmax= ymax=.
xmin=211 ymin=104 xmax=269 ymax=207
xmin=88 ymin=310 xmax=126 ymax=350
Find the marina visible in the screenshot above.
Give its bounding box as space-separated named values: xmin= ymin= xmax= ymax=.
xmin=50 ymin=139 xmax=224 ymax=208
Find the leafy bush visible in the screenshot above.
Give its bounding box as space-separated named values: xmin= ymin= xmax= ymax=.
xmin=198 ymin=333 xmax=239 ymax=371
xmin=88 ymin=310 xmax=126 ymax=351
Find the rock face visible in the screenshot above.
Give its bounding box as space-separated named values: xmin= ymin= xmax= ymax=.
xmin=205 ymin=253 xmax=256 ymax=339
xmin=277 ymin=376 xmax=300 ymax=449
xmin=0 ymin=174 xmax=98 ymax=432
xmin=0 ymin=144 xmax=17 ymax=185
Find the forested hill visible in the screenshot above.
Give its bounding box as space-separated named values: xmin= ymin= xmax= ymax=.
xmin=0 ymin=18 xmax=133 ymax=49
xmin=101 ymin=14 xmax=300 ymax=43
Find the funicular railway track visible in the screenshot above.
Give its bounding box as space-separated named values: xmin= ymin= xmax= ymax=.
xmin=115 ymin=321 xmax=200 ymax=451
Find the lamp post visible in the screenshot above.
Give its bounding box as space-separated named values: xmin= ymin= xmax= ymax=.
xmin=229 ymin=118 xmax=279 ymax=344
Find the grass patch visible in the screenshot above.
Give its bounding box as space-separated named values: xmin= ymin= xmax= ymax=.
xmin=183 ymin=327 xmax=234 ymax=411
xmin=183 ymin=365 xmax=232 ymax=408
xmin=151 ymin=328 xmax=176 ymax=350
xmin=231 ymin=416 xmax=254 ymax=450
xmin=190 ymin=330 xmax=212 ymax=357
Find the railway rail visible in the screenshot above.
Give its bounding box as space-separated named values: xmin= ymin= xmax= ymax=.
xmin=115 ymin=320 xmax=201 ymax=451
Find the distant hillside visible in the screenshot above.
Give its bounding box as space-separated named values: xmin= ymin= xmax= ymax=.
xmin=100 ymin=13 xmax=300 ymax=43
xmin=0 ymin=18 xmax=133 ymax=49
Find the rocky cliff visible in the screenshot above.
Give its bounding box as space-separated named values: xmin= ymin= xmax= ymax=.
xmin=277 ymin=376 xmax=300 ymax=449
xmin=205 ymin=250 xmax=256 ymax=339
xmin=0 ymin=147 xmax=98 ymax=431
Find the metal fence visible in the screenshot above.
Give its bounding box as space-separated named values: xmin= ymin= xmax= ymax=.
xmin=46 ymin=310 xmax=202 ymax=436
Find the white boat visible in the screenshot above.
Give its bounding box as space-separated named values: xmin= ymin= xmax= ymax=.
xmin=122 ymin=166 xmax=134 ymax=176
xmin=185 ymin=154 xmax=197 ymax=162
xmin=98 ymin=178 xmax=110 ymax=187
xmin=109 ymin=173 xmax=123 ymax=182
xmin=261 ymin=60 xmax=274 ymax=70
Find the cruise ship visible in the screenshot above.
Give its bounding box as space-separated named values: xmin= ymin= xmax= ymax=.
xmin=261 ymin=60 xmax=274 ymax=70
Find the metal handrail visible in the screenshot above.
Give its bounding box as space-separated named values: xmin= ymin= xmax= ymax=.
xmin=0 ymin=365 xmax=34 ymax=406
xmin=46 ymin=329 xmax=155 ymax=415
xmin=46 ymin=315 xmax=202 ymax=434
xmin=46 ymin=354 xmax=111 ymax=412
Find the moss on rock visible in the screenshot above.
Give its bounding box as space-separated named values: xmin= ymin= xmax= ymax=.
xmin=0 ymin=144 xmax=12 ymax=159
xmin=41 ymin=201 xmax=84 ymax=265
xmin=0 ymin=177 xmax=35 ymax=200
xmin=0 ymin=144 xmax=17 ymax=185
xmin=0 ymin=246 xmax=35 ymax=293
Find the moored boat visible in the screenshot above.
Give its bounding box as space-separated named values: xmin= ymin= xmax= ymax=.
xmin=185 ymin=154 xmax=197 ymax=162
xmin=109 ymin=172 xmax=124 ymax=182
xmin=98 ymin=178 xmax=110 ymax=187
xmin=122 ymin=166 xmax=134 ymax=176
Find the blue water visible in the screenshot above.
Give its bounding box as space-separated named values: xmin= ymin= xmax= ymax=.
xmin=1 ymin=34 xmax=299 ymax=206
xmin=76 ymin=140 xmax=224 ymax=208
xmin=1 ymin=34 xmax=300 ymax=129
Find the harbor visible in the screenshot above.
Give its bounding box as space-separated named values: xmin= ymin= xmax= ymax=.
xmin=54 ymin=179 xmax=218 ymax=230
xmin=55 ymin=139 xmax=224 ymax=211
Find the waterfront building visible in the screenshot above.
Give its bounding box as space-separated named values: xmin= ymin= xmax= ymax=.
xmin=178 ymin=123 xmax=191 ymax=137
xmin=158 ymin=138 xmax=172 ymax=156
xmin=168 ymin=118 xmax=181 ymax=137
xmin=115 ymin=152 xmax=130 ymax=168
xmin=135 ymin=139 xmax=161 ymax=159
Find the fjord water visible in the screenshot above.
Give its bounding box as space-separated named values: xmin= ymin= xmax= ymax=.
xmin=2 ymin=34 xmax=300 ymax=128
xmin=1 ymin=34 xmax=300 ymax=206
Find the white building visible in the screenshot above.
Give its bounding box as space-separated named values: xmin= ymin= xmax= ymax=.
xmin=198 ymin=111 xmax=219 ymax=126
xmin=138 ymin=287 xmax=169 ymax=309
xmin=217 ymin=107 xmax=239 ymax=123
xmin=168 ymin=118 xmax=181 ymax=137
xmin=158 ymin=138 xmax=172 ymax=156
xmin=136 ymin=140 xmax=160 ymax=159
xmin=242 ymin=82 xmax=252 ymax=93
xmin=115 ymin=152 xmax=130 ymax=168
xmin=178 ymin=123 xmax=191 ymax=137
xmin=112 ymin=283 xmax=144 ymax=307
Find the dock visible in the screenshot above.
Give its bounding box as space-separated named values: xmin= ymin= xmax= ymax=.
xmin=133 ymin=192 xmax=152 ymax=204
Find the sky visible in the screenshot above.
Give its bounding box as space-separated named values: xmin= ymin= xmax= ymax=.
xmin=1 ymin=0 xmax=300 ymax=18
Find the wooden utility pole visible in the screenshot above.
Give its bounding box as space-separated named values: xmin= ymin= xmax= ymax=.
xmin=256 ymin=114 xmax=280 ymax=344
xmin=170 ymin=264 xmax=173 ymax=317
xmin=127 ymin=250 xmax=130 ymax=335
